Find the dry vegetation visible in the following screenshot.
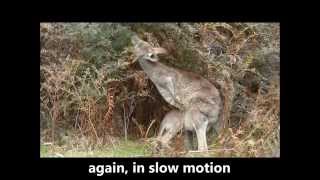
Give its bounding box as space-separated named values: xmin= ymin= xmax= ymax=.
xmin=40 ymin=23 xmax=279 ymax=157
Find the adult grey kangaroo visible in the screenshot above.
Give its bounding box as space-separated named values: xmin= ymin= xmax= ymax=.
xmin=132 ymin=35 xmax=223 ymax=151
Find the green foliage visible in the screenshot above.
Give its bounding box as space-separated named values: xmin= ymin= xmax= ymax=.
xmin=57 ymin=23 xmax=133 ymax=80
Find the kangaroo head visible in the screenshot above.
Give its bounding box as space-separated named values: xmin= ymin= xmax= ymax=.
xmin=131 ymin=35 xmax=167 ymax=62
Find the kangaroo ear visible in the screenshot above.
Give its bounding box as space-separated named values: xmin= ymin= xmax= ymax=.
xmin=153 ymin=48 xmax=168 ymax=55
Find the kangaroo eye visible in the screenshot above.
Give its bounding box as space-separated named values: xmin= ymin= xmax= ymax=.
xmin=148 ymin=53 xmax=155 ymax=58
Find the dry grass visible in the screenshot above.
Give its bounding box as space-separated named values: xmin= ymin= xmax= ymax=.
xmin=208 ymin=81 xmax=280 ymax=157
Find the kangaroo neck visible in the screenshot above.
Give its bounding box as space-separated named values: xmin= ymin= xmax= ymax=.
xmin=138 ymin=58 xmax=157 ymax=76
xmin=138 ymin=58 xmax=172 ymax=78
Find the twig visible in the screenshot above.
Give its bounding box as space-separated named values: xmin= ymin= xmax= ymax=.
xmin=75 ymin=109 xmax=80 ymax=131
xmin=187 ymin=148 xmax=235 ymax=153
xmin=43 ymin=142 xmax=53 ymax=145
xmin=87 ymin=102 xmax=99 ymax=142
xmin=107 ymin=134 xmax=117 ymax=149
xmin=132 ymin=118 xmax=144 ymax=138
xmin=122 ymin=104 xmax=128 ymax=141
xmin=145 ymin=119 xmax=156 ymax=138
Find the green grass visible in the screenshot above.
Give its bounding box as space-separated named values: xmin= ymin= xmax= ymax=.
xmin=40 ymin=144 xmax=49 ymax=155
xmin=40 ymin=138 xmax=227 ymax=158
xmin=40 ymin=139 xmax=152 ymax=157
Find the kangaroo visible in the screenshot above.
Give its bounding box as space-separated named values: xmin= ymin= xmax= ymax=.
xmin=132 ymin=35 xmax=223 ymax=151
xmin=157 ymin=110 xmax=183 ymax=149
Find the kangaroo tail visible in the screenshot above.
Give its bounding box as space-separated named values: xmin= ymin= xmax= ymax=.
xmin=211 ymin=70 xmax=234 ymax=135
